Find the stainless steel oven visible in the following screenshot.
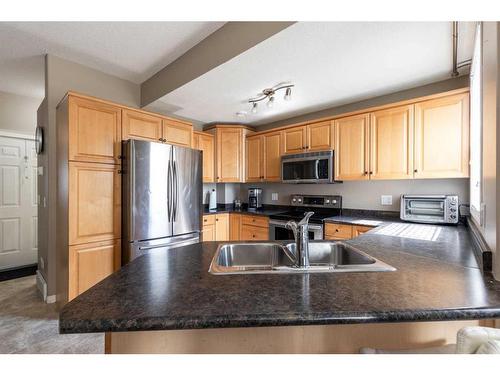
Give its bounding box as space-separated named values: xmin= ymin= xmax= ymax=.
xmin=269 ymin=219 xmax=324 ymax=241
xmin=400 ymin=194 xmax=459 ymax=224
xmin=281 ymin=151 xmax=336 ymax=183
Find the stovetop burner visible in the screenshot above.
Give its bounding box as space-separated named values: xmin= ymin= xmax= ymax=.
xmin=270 ymin=194 xmax=342 ymax=224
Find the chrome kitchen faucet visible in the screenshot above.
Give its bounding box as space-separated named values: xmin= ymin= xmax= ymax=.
xmin=285 ymin=212 xmax=315 ymax=268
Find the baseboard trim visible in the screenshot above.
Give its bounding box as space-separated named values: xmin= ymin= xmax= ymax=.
xmin=0 ymin=263 xmax=37 ymax=282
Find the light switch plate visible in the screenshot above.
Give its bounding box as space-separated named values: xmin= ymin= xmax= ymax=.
xmin=381 ymin=195 xmax=393 ymax=205
xmin=271 ymin=193 xmax=278 ymax=201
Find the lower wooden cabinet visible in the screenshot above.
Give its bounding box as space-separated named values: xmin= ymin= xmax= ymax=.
xmin=240 ymin=214 xmax=269 ymax=241
xmin=229 ymin=213 xmax=241 ymax=240
xmin=68 ymin=239 xmax=120 ymax=301
xmin=202 ymin=214 xmax=229 ymax=241
xmin=324 ymin=223 xmax=374 ymax=240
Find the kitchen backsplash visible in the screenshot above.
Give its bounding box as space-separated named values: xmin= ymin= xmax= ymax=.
xmin=205 ymin=178 xmax=469 ymax=211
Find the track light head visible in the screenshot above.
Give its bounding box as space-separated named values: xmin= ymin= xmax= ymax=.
xmin=284 ymin=87 xmax=292 ymax=101
xmin=251 ymin=102 xmax=258 ymax=114
xmin=267 ymin=96 xmax=275 ymax=108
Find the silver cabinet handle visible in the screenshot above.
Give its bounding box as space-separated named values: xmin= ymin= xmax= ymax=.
xmin=167 ymin=159 xmax=172 ymax=222
xmin=173 ymin=161 xmax=178 ymax=222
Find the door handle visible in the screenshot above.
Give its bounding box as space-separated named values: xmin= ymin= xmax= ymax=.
xmin=167 ymin=160 xmax=172 ymax=221
xmin=173 ymin=160 xmax=178 ymax=222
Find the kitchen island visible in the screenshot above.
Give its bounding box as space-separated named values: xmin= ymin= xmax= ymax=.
xmin=59 ymin=223 xmax=500 ymax=353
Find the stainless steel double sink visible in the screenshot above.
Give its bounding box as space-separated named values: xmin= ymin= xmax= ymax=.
xmin=209 ymin=241 xmax=396 ymax=275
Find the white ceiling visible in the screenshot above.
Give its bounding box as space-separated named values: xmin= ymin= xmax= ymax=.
xmin=0 ymin=22 xmax=225 ymax=98
xmin=156 ymin=22 xmax=475 ymax=125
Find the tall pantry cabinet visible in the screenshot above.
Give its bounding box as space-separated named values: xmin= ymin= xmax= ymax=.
xmin=56 ymin=92 xmax=193 ymax=305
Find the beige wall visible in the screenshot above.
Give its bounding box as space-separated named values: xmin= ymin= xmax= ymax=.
xmin=40 ymin=54 xmax=140 ymax=297
xmin=234 ymin=179 xmax=469 ymax=211
xmin=0 ymin=91 xmax=41 ymax=135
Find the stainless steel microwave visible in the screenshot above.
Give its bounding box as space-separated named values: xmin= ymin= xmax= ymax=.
xmin=281 ymin=151 xmax=336 ymax=183
xmin=400 ymin=195 xmax=459 ymax=224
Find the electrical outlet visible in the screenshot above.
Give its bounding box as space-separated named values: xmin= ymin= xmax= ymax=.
xmin=271 ymin=193 xmax=279 ymax=201
xmin=381 ymin=195 xmax=393 ymax=206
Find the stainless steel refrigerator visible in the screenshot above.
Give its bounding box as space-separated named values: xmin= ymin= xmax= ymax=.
xmin=122 ymin=139 xmax=202 ymax=263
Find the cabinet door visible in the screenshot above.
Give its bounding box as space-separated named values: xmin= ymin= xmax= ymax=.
xmin=246 ymin=135 xmax=263 ymax=182
xmin=162 ymin=119 xmax=193 ymax=147
xmin=352 ymin=225 xmax=373 ymax=237
xmin=122 ymin=109 xmax=163 ymax=142
xmin=229 ymin=213 xmax=241 ymax=241
xmin=69 ymin=162 xmax=121 ymax=245
xmin=240 ymin=224 xmax=269 ymax=241
xmin=334 ymin=114 xmax=370 ymax=180
xmin=307 ymin=121 xmax=334 ymax=151
xmin=217 ymin=128 xmax=243 ymax=182
xmin=68 ymin=96 xmax=122 ymax=164
xmin=324 ymin=223 xmax=352 ymax=240
xmin=194 ymin=132 xmax=215 ymax=183
xmin=414 ymin=93 xmax=470 ymax=178
xmin=68 ymin=239 xmax=120 ymax=300
xmin=370 ymin=105 xmax=414 ymax=180
xmin=283 ymin=126 xmax=307 ymax=154
xmin=215 ymin=213 xmax=229 ymax=241
xmin=263 ymin=132 xmax=282 ymax=181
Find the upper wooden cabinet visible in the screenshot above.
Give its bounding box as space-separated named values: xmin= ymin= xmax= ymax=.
xmin=162 ymin=118 xmax=192 ymax=147
xmin=193 ymin=131 xmax=215 ymax=183
xmin=283 ymin=121 xmax=334 ymax=154
xmin=122 ymin=109 xmax=163 ymax=143
xmin=246 ymin=131 xmax=282 ymax=182
xmin=370 ymin=105 xmax=414 ymax=180
xmin=246 ymin=135 xmax=263 ymax=182
xmin=283 ymin=126 xmax=307 ymax=154
xmin=307 ymin=121 xmax=334 ymax=152
xmin=122 ymin=109 xmax=193 ymax=147
xmin=263 ymin=131 xmax=282 ymax=181
xmin=68 ymin=96 xmax=122 ymax=164
xmin=68 ymin=162 xmax=121 ymax=245
xmin=414 ymin=93 xmax=470 ymax=178
xmin=334 ymin=114 xmax=370 ymax=180
xmin=209 ymin=125 xmax=252 ymax=183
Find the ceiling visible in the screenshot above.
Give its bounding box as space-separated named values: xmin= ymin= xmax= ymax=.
xmin=0 ymin=22 xmax=225 ymax=98
xmin=155 ymin=22 xmax=475 ymax=125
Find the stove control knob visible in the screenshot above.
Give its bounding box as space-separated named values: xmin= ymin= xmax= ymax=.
xmin=332 ymin=200 xmax=337 ymax=204
xmin=292 ymin=198 xmax=297 ymax=203
xmin=325 ymin=199 xmax=330 ymax=204
xmin=298 ymin=198 xmax=302 ymax=203
xmin=450 ymin=214 xmax=457 ymax=219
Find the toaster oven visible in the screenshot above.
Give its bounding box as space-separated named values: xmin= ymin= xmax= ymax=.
xmin=400 ymin=195 xmax=459 ymax=224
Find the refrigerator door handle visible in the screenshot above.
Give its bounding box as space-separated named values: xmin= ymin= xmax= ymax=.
xmin=173 ymin=160 xmax=178 ymax=221
xmin=167 ymin=159 xmax=172 ymax=222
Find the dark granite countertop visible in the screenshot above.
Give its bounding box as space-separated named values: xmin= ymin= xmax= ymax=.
xmin=59 ymin=222 xmax=500 ymax=334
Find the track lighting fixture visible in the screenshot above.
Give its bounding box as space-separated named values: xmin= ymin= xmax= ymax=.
xmin=247 ymin=83 xmax=294 ymax=115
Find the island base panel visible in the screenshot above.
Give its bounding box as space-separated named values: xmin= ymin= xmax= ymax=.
xmin=105 ymin=320 xmax=493 ymax=354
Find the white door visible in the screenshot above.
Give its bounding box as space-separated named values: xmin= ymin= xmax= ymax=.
xmin=0 ymin=136 xmax=38 ymax=270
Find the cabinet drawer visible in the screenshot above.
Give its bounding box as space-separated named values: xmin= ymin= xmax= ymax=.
xmin=241 ymin=214 xmax=269 ymax=228
xmin=324 ymin=223 xmax=352 ymax=239
xmin=240 ymin=224 xmax=269 ymax=241
xmin=202 ymin=214 xmax=216 ymax=225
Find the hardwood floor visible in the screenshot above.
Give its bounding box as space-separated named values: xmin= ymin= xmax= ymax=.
xmin=0 ymin=275 xmax=103 ymax=353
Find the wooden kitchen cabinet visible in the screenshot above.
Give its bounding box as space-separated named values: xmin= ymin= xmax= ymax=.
xmin=215 ymin=213 xmax=230 ymax=241
xmin=68 ymin=96 xmax=122 ymax=164
xmin=229 ymin=213 xmax=241 ymax=240
xmin=370 ymin=105 xmax=414 ymax=180
xmin=263 ymin=131 xmax=282 ymax=181
xmin=202 ymin=215 xmax=216 ymax=241
xmin=334 ymin=114 xmax=370 ymax=180
xmin=283 ymin=126 xmax=307 ymax=154
xmin=68 ymin=162 xmax=121 ymax=245
xmin=240 ymin=214 xmax=269 ymax=241
xmin=352 ymin=225 xmax=373 ymax=237
xmin=68 ymin=239 xmax=120 ymax=301
xmin=193 ymin=131 xmax=215 ymax=183
xmin=246 ymin=131 xmax=282 ymax=182
xmin=246 ymin=135 xmax=263 ymax=182
xmin=414 ymin=93 xmax=470 ymax=178
xmin=122 ymin=109 xmax=163 ymax=142
xmin=307 ymin=121 xmax=334 ymax=152
xmin=324 ymin=223 xmax=353 ymax=240
xmin=162 ymin=118 xmax=192 ymax=147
